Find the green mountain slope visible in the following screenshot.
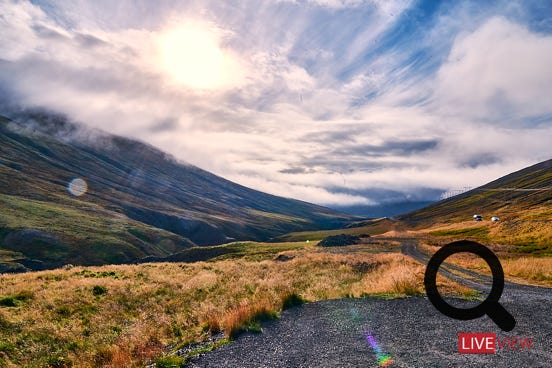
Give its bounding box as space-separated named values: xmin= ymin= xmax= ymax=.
xmin=398 ymin=159 xmax=552 ymax=253
xmin=0 ymin=112 xmax=354 ymax=271
xmin=399 ymin=160 xmax=552 ymax=223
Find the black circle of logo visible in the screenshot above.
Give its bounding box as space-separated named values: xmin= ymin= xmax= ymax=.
xmin=424 ymin=240 xmax=516 ymax=331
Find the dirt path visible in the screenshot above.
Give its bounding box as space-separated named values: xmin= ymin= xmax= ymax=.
xmin=187 ymin=239 xmax=552 ymax=367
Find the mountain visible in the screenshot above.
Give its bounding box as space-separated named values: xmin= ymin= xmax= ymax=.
xmin=0 ymin=111 xmax=354 ymax=271
xmin=333 ymin=201 xmax=434 ymax=218
xmin=398 ymin=159 xmax=552 ymax=223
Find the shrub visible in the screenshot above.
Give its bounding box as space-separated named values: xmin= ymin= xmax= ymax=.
xmin=55 ymin=305 xmax=72 ymax=318
xmin=0 ymin=297 xmax=18 ymax=307
xmin=318 ymin=234 xmax=361 ymax=247
xmin=92 ymin=285 xmax=108 ymax=296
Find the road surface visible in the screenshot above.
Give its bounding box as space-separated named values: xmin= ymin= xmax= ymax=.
xmin=186 ymin=239 xmax=552 ymax=367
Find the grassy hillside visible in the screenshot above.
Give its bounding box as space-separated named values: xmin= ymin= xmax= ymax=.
xmin=0 ymin=193 xmax=194 ymax=270
xmin=398 ymin=160 xmax=552 ymax=253
xmin=0 ymin=112 xmax=354 ymax=270
xmin=399 ymin=159 xmax=552 ymax=225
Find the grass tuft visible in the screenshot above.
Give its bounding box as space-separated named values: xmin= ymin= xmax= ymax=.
xmin=154 ymin=355 xmax=186 ymax=368
xmin=225 ymin=300 xmax=279 ymax=339
xmin=281 ymin=292 xmax=307 ymax=310
xmin=390 ymin=275 xmax=423 ymax=296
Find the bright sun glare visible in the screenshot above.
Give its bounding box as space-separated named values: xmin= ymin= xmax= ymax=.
xmin=158 ymin=25 xmax=229 ymax=89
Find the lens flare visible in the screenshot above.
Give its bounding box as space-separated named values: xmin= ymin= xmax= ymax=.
xmin=67 ymin=178 xmax=88 ymax=196
xmin=365 ymin=332 xmax=394 ymax=367
xmin=347 ymin=309 xmax=394 ymax=367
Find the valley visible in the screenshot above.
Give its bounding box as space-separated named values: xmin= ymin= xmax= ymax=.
xmin=0 ymin=113 xmax=550 ymax=367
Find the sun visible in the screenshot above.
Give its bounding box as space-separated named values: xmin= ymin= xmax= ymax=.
xmin=158 ymin=25 xmax=232 ymax=90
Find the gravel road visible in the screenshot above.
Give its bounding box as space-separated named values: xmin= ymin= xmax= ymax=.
xmin=187 ymin=240 xmax=552 ymax=367
xmin=399 ymin=238 xmax=552 ymax=303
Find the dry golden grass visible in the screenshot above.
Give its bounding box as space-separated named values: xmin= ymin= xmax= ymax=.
xmin=501 ymin=257 xmax=552 ymax=283
xmin=419 ymin=207 xmax=552 ymax=254
xmin=0 ymin=242 xmax=472 ymax=367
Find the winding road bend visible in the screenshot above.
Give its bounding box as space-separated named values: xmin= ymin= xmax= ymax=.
xmin=187 ymin=239 xmax=552 ymax=367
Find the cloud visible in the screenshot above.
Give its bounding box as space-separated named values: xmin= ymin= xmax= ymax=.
xmin=432 ymin=16 xmax=552 ymax=125
xmin=331 ymin=139 xmax=440 ymax=157
xmin=0 ymin=0 xmax=551 ymax=209
xmin=276 ymin=0 xmax=411 ymax=11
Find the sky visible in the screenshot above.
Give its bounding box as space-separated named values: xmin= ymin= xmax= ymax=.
xmin=0 ymin=0 xmax=551 ymax=211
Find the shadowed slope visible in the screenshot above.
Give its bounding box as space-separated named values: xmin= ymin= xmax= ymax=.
xmin=0 ymin=112 xmax=354 ymax=270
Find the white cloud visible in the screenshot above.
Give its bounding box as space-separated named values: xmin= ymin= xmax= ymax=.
xmin=277 ymin=0 xmax=412 ymax=12
xmin=0 ymin=1 xmax=49 ymax=60
xmin=433 ymin=17 xmax=552 ymax=124
xmin=0 ymin=1 xmax=550 ymax=209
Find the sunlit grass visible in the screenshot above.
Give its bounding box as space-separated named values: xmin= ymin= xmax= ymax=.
xmin=429 ymin=226 xmax=490 ymax=239
xmin=502 ymin=257 xmax=552 ymax=283
xmin=0 ymin=240 xmax=470 ymax=367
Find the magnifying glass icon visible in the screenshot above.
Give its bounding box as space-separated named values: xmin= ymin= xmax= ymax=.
xmin=424 ymin=240 xmax=516 ymax=332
